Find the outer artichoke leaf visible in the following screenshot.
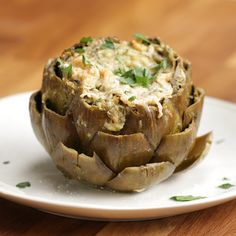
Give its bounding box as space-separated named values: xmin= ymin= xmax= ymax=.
xmin=163 ymin=99 xmax=183 ymax=135
xmin=170 ymin=60 xmax=192 ymax=116
xmin=152 ymin=121 xmax=196 ymax=166
xmin=29 ymin=91 xmax=50 ymax=153
xmin=52 ymin=142 xmax=79 ymax=179
xmin=52 ymin=142 xmax=115 ymax=185
xmin=121 ymin=105 xmax=164 ymax=148
xmin=175 ymin=132 xmax=212 ymax=172
xmin=90 ymin=132 xmax=154 ymax=173
xmin=121 ymin=99 xmax=182 ymax=150
xmin=106 ymin=162 xmax=175 ymax=192
xmin=183 ymin=87 xmax=204 ymax=130
xmin=42 ymin=104 xmax=79 ymax=153
xmin=71 ymin=92 xmax=107 ymax=151
xmin=41 ymin=59 xmax=76 ymax=116
xmin=77 ymin=152 xmax=115 ymax=185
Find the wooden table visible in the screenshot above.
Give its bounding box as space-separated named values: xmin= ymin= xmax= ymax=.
xmin=1 ymin=0 xmax=236 ymax=235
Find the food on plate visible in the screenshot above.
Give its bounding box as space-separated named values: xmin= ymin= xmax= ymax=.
xmin=29 ymin=34 xmax=212 ymax=192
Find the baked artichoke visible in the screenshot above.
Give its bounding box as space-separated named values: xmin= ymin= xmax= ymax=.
xmin=29 ymin=35 xmax=212 ymax=192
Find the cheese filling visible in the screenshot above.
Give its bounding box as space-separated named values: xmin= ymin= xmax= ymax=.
xmin=60 ymin=37 xmax=186 ymax=131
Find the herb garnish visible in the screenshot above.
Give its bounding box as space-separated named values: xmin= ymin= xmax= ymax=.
xmin=100 ymin=38 xmax=115 ymax=49
xmin=62 ymin=64 xmax=72 ymax=79
xmin=16 ymin=181 xmax=31 ymax=189
xmin=3 ymin=161 xmax=10 ymax=164
xmin=218 ymin=183 xmax=234 ymax=189
xmin=55 ymin=59 xmax=72 ymax=79
xmin=75 ymin=47 xmax=85 ymax=54
xmin=134 ymin=33 xmax=151 ymax=45
xmin=153 ymin=59 xmax=168 ymax=74
xmin=170 ymin=195 xmax=206 ymax=202
xmin=74 ymin=37 xmax=93 ymax=54
xmin=80 ymin=36 xmax=93 ymax=45
xmin=115 ymin=67 xmax=155 ymax=88
xmin=223 ymin=177 xmax=229 ymax=181
xmin=128 ymin=96 xmax=136 ymax=101
xmin=216 ymin=139 xmax=224 ymax=145
xmin=82 ymin=55 xmax=90 ymax=65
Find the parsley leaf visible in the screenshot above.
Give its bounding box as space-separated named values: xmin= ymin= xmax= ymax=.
xmin=100 ymin=38 xmax=115 ymax=49
xmin=120 ymin=74 xmax=136 ymax=86
xmin=16 ymin=181 xmax=31 ymax=189
xmin=134 ymin=33 xmax=151 ymax=45
xmin=152 ymin=59 xmax=168 ymax=74
xmin=114 ymin=68 xmax=126 ymax=76
xmin=75 ymin=47 xmax=85 ymax=54
xmin=216 ymin=139 xmax=224 ymax=144
xmin=55 ymin=59 xmax=72 ymax=79
xmin=62 ymin=64 xmax=72 ymax=78
xmin=218 ymin=183 xmax=234 ymax=189
xmin=82 ymin=55 xmax=90 ymax=65
xmin=80 ymin=36 xmax=93 ymax=45
xmin=128 ymin=96 xmax=136 ymax=101
xmin=223 ymin=177 xmax=229 ymax=181
xmin=116 ymin=67 xmax=155 ymax=88
xmin=170 ymin=195 xmax=206 ymax=202
xmin=3 ymin=161 xmax=10 ymax=164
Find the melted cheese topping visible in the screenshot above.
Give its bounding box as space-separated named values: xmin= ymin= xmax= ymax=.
xmin=63 ymin=38 xmax=186 ymax=131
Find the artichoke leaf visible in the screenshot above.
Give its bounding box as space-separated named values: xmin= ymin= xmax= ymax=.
xmin=152 ymin=121 xmax=197 ymax=166
xmin=90 ymin=132 xmax=154 ymax=173
xmin=29 ymin=91 xmax=50 ymax=153
xmin=183 ymin=87 xmax=204 ymax=130
xmin=52 ymin=142 xmax=115 ymax=185
xmin=77 ymin=152 xmax=115 ymax=185
xmin=41 ymin=60 xmax=76 ymax=116
xmin=170 ymin=61 xmax=192 ymax=116
xmin=106 ymin=162 xmax=175 ymax=192
xmin=71 ymin=92 xmax=107 ymax=151
xmin=121 ymin=99 xmax=183 ymax=150
xmin=175 ymin=132 xmax=213 ymax=172
xmin=42 ymin=104 xmax=79 ymax=153
xmin=52 ymin=142 xmax=79 ymax=179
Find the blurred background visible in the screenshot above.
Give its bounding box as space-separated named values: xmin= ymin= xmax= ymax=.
xmin=0 ymin=0 xmax=236 ymax=101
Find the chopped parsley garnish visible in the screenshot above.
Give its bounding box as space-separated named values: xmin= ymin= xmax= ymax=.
xmin=114 ymin=68 xmax=126 ymax=76
xmin=170 ymin=195 xmax=206 ymax=202
xmin=134 ymin=33 xmax=151 ymax=45
xmin=216 ymin=139 xmax=224 ymax=144
xmin=75 ymin=37 xmax=93 ymax=54
xmin=80 ymin=36 xmax=93 ymax=45
xmin=218 ymin=183 xmax=234 ymax=189
xmin=16 ymin=181 xmax=31 ymax=189
xmin=62 ymin=64 xmax=72 ymax=79
xmin=152 ymin=59 xmax=168 ymax=74
xmin=100 ymin=38 xmax=115 ymax=49
xmin=115 ymin=67 xmax=155 ymax=88
xmin=3 ymin=161 xmax=10 ymax=164
xmin=82 ymin=55 xmax=90 ymax=65
xmin=128 ymin=96 xmax=136 ymax=101
xmin=223 ymin=177 xmax=229 ymax=181
xmin=75 ymin=47 xmax=85 ymax=54
xmin=55 ymin=59 xmax=72 ymax=79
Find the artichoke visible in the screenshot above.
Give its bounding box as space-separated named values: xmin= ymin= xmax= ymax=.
xmin=29 ymin=35 xmax=212 ymax=192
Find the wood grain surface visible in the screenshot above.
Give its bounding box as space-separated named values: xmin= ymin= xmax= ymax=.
xmin=1 ymin=0 xmax=236 ymax=235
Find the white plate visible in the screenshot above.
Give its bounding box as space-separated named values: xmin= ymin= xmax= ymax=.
xmin=0 ymin=92 xmax=236 ymax=221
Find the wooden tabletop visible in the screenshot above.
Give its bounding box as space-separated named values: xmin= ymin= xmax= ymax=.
xmin=1 ymin=0 xmax=236 ymax=235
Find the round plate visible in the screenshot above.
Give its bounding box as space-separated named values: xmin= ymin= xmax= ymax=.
xmin=0 ymin=92 xmax=235 ymax=221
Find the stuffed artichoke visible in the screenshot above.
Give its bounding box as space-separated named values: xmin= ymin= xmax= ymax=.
xmin=29 ymin=34 xmax=212 ymax=192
